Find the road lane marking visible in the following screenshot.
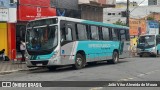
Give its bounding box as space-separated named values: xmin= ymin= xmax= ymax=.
xmin=90 ymin=87 xmax=103 ymax=90
xmin=137 ymin=74 xmax=145 ymax=77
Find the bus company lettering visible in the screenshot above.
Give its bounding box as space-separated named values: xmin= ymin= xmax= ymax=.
xmin=88 ymin=44 xmax=111 ymax=48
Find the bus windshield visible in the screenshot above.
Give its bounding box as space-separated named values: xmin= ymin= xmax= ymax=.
xmin=26 ymin=25 xmax=58 ymax=52
xmin=138 ymin=35 xmax=155 ymax=47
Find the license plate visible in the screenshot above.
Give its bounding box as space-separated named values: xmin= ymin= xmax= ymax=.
xmin=36 ymin=63 xmax=43 ymax=66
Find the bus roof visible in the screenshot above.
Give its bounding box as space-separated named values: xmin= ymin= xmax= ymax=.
xmin=30 ymin=16 xmax=129 ymax=30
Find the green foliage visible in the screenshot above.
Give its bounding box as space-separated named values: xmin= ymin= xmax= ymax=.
xmin=114 ymin=20 xmax=127 ymax=26
xmin=147 ymin=17 xmax=154 ymax=20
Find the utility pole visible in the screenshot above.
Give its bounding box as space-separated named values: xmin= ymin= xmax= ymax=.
xmin=126 ymin=0 xmax=129 ymax=27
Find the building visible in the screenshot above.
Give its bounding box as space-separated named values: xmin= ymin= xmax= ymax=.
xmin=148 ymin=0 xmax=160 ymax=5
xmin=79 ymin=0 xmax=116 ymax=21
xmin=50 ymin=0 xmax=80 ymax=18
xmin=51 ymin=0 xmax=116 ymax=22
xmin=148 ymin=12 xmax=160 ymax=21
xmin=116 ymin=1 xmax=138 ymax=8
xmin=104 ymin=5 xmax=160 ymax=23
xmin=103 ymin=6 xmax=160 ymax=36
xmin=0 ymin=0 xmax=17 ymax=59
xmin=103 ymin=8 xmax=126 ymax=24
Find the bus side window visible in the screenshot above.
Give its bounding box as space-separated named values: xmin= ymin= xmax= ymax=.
xmin=120 ymin=29 xmax=126 ymax=41
xmin=91 ymin=26 xmax=99 ymax=40
xmin=112 ymin=28 xmax=118 ymax=41
xmin=66 ymin=27 xmax=73 ymax=41
xmin=98 ymin=27 xmax=103 ymax=40
xmin=61 ymin=27 xmax=66 ymax=42
xmin=102 ymin=27 xmax=110 ymax=40
xmin=76 ymin=24 xmax=87 ymax=40
xmin=156 ymin=36 xmax=160 ymax=44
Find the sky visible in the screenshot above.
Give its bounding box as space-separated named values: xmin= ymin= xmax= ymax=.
xmin=116 ymin=0 xmax=148 ymax=6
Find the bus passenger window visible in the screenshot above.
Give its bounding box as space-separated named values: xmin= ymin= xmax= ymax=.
xmin=61 ymin=27 xmax=66 ymax=42
xmin=66 ymin=28 xmax=73 ymax=41
xmin=112 ymin=29 xmax=118 ymax=41
xmin=102 ymin=27 xmax=109 ymax=40
xmin=120 ymin=30 xmax=126 ymax=41
xmin=77 ymin=24 xmax=87 ymax=40
xmin=91 ymin=26 xmax=99 ymax=40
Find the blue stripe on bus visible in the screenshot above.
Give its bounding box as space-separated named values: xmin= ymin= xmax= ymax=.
xmin=75 ymin=41 xmax=120 ymax=59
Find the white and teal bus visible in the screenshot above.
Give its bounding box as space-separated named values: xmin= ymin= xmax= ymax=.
xmin=25 ymin=16 xmax=130 ymax=70
xmin=137 ymin=34 xmax=160 ymax=57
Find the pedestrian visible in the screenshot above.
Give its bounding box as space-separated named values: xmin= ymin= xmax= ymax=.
xmin=20 ymin=40 xmax=26 ymax=62
xmin=0 ymin=49 xmax=5 ymax=60
xmin=132 ymin=44 xmax=137 ymax=57
xmin=128 ymin=45 xmax=132 ymax=57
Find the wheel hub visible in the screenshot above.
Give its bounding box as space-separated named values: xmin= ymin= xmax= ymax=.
xmin=77 ymin=58 xmax=82 ymax=66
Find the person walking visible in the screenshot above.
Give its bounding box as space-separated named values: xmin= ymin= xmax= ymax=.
xmin=132 ymin=44 xmax=137 ymax=57
xmin=20 ymin=40 xmax=26 ymax=62
xmin=0 ymin=49 xmax=5 ymax=60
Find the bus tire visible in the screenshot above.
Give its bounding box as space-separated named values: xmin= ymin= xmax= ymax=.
xmin=108 ymin=51 xmax=119 ymax=64
xmin=140 ymin=55 xmax=142 ymax=57
xmin=47 ymin=66 xmax=57 ymax=71
xmin=73 ymin=53 xmax=85 ymax=70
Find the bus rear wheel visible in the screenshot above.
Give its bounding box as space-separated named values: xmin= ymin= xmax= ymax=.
xmin=108 ymin=51 xmax=119 ymax=64
xmin=73 ymin=53 xmax=85 ymax=69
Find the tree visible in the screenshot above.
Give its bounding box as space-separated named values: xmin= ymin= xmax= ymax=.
xmin=114 ymin=19 xmax=127 ymax=26
xmin=147 ymin=17 xmax=154 ymax=20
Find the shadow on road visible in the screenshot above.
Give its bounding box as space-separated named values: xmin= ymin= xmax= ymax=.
xmin=27 ymin=60 xmax=129 ymax=74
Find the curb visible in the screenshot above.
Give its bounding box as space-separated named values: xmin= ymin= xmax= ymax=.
xmin=0 ymin=68 xmax=40 ymax=75
xmin=19 ymin=67 xmax=40 ymax=71
xmin=0 ymin=69 xmax=21 ymax=75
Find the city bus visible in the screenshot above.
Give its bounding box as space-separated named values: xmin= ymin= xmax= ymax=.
xmin=25 ymin=16 xmax=130 ymax=70
xmin=137 ymin=34 xmax=160 ymax=57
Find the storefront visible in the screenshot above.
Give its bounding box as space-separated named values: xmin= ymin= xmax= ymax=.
xmin=0 ymin=0 xmax=17 ymax=59
xmin=0 ymin=0 xmax=56 ymax=60
xmin=12 ymin=0 xmax=56 ymax=60
xmin=0 ymin=23 xmax=8 ymax=56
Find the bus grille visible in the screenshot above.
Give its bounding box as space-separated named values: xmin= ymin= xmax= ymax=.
xmin=30 ymin=61 xmax=48 ymax=66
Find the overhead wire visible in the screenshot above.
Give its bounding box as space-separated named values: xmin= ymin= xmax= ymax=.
xmin=130 ymin=0 xmax=146 ymax=13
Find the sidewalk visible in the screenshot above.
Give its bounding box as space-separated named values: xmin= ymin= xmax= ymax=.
xmin=0 ymin=57 xmax=39 ymax=75
xmin=0 ymin=59 xmax=28 ymax=74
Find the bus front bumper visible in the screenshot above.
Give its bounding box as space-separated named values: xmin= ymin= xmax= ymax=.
xmin=137 ymin=50 xmax=157 ymax=56
xmin=26 ymin=56 xmax=62 ymax=67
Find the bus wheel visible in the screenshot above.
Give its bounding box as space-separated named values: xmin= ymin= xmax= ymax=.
xmin=73 ymin=53 xmax=85 ymax=69
xmin=108 ymin=51 xmax=119 ymax=64
xmin=143 ymin=53 xmax=149 ymax=57
xmin=47 ymin=66 xmax=57 ymax=71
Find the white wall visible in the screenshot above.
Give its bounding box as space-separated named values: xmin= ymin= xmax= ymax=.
xmin=107 ymin=0 xmax=116 ymax=5
xmin=78 ymin=0 xmax=90 ymax=4
xmin=103 ymin=8 xmax=126 ymax=24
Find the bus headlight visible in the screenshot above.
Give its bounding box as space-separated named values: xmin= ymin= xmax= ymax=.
xmin=151 ymin=47 xmax=156 ymax=52
xmin=51 ymin=50 xmax=59 ymax=59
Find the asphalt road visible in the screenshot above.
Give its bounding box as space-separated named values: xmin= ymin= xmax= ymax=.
xmin=0 ymin=57 xmax=160 ymax=90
